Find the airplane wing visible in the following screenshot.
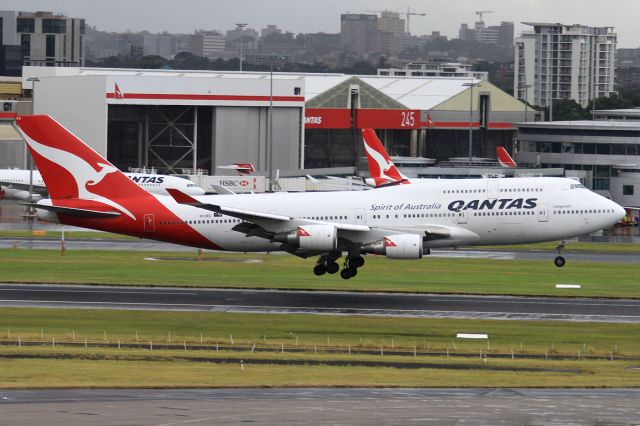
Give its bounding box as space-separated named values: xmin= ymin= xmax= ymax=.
xmin=166 ymin=189 xmax=475 ymax=252
xmin=0 ymin=180 xmax=47 ymax=194
xmin=21 ymin=202 xmax=121 ymax=218
xmin=166 ymin=188 xmax=370 ymax=233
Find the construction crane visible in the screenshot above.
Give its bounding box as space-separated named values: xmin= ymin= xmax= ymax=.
xmin=475 ymin=10 xmax=494 ymax=24
xmin=365 ymin=7 xmax=426 ymax=34
xmin=404 ymin=7 xmax=426 ymax=34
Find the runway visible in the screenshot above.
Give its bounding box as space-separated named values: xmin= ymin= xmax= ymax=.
xmin=1 ymin=388 xmax=639 ymax=425
xmin=1 ymin=284 xmax=640 ymax=322
xmin=2 ymin=236 xmax=639 ymax=263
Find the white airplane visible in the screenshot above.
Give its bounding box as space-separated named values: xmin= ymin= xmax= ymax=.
xmin=0 ymin=168 xmax=204 ymax=201
xmin=14 ymin=115 xmax=625 ymax=279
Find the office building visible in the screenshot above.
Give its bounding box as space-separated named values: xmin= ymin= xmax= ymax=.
xmin=0 ymin=10 xmax=85 ymax=72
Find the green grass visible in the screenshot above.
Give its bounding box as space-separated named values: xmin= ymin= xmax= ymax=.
xmin=2 ymin=308 xmax=640 ymax=388
xmin=3 ymin=356 xmax=638 ymax=388
xmin=2 ymin=308 xmax=639 ymax=356
xmin=0 ymin=248 xmax=639 ymax=297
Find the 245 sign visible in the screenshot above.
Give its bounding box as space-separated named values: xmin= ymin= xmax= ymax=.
xmin=400 ymin=111 xmax=416 ymax=127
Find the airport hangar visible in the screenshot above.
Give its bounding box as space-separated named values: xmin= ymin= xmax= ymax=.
xmin=14 ymin=66 xmax=535 ymax=183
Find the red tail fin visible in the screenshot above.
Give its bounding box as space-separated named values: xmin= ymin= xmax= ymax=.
xmin=15 ymin=115 xmax=151 ymax=216
xmin=496 ymin=147 xmax=517 ymax=169
xmin=361 ymin=129 xmax=407 ymax=187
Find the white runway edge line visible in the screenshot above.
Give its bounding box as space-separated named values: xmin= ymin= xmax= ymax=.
xmin=556 ymin=284 xmax=582 ymax=289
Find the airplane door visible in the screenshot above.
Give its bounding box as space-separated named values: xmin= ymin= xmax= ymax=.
xmin=486 ymin=179 xmax=499 ymax=200
xmin=355 ymin=208 xmax=366 ymax=225
xmin=537 ymin=206 xmax=549 ymax=222
xmin=144 ymin=214 xmax=156 ymax=232
xmin=457 ymin=210 xmax=468 ymax=224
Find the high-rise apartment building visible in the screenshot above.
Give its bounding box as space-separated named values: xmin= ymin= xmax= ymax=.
xmin=0 ymin=10 xmax=85 ymax=71
xmin=514 ymin=23 xmax=616 ymax=108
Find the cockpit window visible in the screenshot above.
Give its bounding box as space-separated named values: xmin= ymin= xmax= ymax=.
xmin=570 ymin=183 xmax=587 ymax=189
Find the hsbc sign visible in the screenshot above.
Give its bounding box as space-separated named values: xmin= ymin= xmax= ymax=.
xmin=208 ymin=176 xmax=266 ymax=193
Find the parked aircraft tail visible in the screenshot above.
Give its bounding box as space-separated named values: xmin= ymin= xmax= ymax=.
xmin=496 ymin=146 xmax=517 ymax=169
xmin=361 ymin=128 xmax=409 ymax=187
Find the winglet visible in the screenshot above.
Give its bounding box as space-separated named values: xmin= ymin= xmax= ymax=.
xmin=496 ymin=147 xmax=517 ymax=169
xmin=166 ymin=188 xmax=200 ymax=205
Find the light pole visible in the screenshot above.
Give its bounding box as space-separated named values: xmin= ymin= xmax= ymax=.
xmin=267 ymin=56 xmax=284 ymax=192
xmin=463 ymin=80 xmax=480 ymax=165
xmin=236 ymin=23 xmax=247 ymax=72
xmin=268 ymin=58 xmax=273 ymax=191
xmin=26 ymin=77 xmax=39 ymax=217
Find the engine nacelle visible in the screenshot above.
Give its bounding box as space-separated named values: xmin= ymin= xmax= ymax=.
xmin=2 ymin=189 xmax=42 ymax=201
xmin=36 ymin=208 xmax=60 ymax=224
xmin=274 ymin=224 xmax=338 ymax=251
xmin=362 ymin=234 xmax=423 ymax=259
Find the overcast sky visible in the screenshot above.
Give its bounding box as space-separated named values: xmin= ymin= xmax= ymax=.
xmin=5 ymin=0 xmax=639 ymax=47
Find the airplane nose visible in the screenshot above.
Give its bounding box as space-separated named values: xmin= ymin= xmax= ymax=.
xmin=613 ymin=202 xmax=626 ymax=220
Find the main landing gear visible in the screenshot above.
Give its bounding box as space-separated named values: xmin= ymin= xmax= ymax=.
xmin=313 ymin=253 xmax=365 ymax=279
xmin=554 ymin=241 xmax=566 ymax=268
xmin=339 ymin=255 xmax=365 ymax=280
xmin=313 ymin=253 xmax=341 ymax=276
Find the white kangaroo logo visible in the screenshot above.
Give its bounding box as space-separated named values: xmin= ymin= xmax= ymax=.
xmin=22 ymin=133 xmax=136 ymax=220
xmin=363 ymin=139 xmax=396 ymax=183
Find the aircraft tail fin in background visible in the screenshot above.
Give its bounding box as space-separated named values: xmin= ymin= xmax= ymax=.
xmin=361 ymin=128 xmax=409 ymax=188
xmin=496 ymin=147 xmax=517 ymax=169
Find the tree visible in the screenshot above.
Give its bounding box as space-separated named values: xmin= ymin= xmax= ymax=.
xmin=586 ymin=94 xmax=632 ymax=111
xmin=551 ymin=98 xmax=589 ymax=121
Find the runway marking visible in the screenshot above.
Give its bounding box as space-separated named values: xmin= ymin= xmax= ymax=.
xmin=1 ymin=300 xmax=639 ymax=321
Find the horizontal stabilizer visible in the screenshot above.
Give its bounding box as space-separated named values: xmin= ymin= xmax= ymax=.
xmin=210 ymin=185 xmax=236 ymax=195
xmin=22 ymin=203 xmax=121 ymax=218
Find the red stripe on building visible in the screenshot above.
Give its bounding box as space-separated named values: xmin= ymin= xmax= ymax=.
xmin=106 ymin=93 xmax=305 ymax=102
xmin=0 ymin=112 xmax=17 ymax=119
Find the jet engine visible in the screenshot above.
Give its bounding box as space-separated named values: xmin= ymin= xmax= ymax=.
xmin=274 ymin=225 xmax=338 ymax=251
xmin=2 ymin=189 xmax=42 ymax=201
xmin=362 ymin=234 xmax=423 ymax=259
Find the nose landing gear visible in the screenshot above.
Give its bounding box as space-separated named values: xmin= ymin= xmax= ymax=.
xmin=554 ymin=241 xmax=566 ymax=268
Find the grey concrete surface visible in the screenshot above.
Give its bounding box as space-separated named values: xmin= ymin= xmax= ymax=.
xmin=1 ymin=388 xmax=640 ymax=425
xmin=2 ymin=284 xmax=640 ymax=323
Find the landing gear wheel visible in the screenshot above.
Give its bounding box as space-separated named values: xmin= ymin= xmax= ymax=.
xmin=554 ymin=241 xmax=566 ymax=268
xmin=313 ymin=264 xmax=327 ymax=276
xmin=340 ymin=267 xmax=357 ymax=280
xmin=326 ymin=262 xmax=340 ymax=274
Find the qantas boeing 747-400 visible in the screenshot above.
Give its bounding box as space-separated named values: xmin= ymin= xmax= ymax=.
xmin=14 ymin=115 xmax=625 ymax=279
